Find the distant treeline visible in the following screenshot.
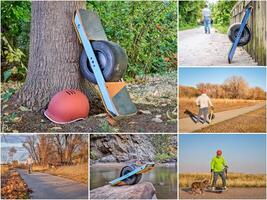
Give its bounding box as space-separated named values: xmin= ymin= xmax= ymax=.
xmin=180 ymin=76 xmax=266 ymax=100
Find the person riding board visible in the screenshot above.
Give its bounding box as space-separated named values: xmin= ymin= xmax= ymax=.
xmin=211 ymin=149 xmax=228 ymax=191
xmin=196 ymin=89 xmax=213 ymax=124
xmin=26 ymin=155 xmax=33 ymax=174
xmin=202 ymin=4 xmax=211 ymax=34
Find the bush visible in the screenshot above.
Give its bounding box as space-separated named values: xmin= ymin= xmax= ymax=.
xmin=1 ymin=1 xmax=31 ymax=82
xmin=179 ymin=0 xmax=206 ymax=29
xmin=87 ymin=1 xmax=177 ymax=78
xmin=211 ymin=0 xmax=237 ymax=33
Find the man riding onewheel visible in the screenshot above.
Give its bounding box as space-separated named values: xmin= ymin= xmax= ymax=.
xmin=210 ymin=149 xmax=228 ymax=191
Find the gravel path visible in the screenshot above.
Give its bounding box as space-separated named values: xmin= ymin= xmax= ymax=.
xmin=179 ymin=27 xmax=257 ymax=66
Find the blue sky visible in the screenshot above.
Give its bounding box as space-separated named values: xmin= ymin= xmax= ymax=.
xmin=179 ymin=67 xmax=266 ymax=90
xmin=179 ymin=134 xmax=266 ymax=174
xmin=1 ymin=135 xmax=28 ymax=163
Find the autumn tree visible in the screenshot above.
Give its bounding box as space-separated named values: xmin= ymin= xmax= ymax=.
xmin=223 ymin=76 xmax=249 ymax=99
xmin=23 ymin=134 xmax=87 ymax=165
xmin=16 ymin=1 xmax=99 ymax=111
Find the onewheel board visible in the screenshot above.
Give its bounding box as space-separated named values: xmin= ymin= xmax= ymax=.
xmin=205 ymin=187 xmax=228 ymax=193
xmin=109 ymin=163 xmax=155 ymax=186
xmin=73 ymin=9 xmax=137 ymax=118
xmin=227 ymin=6 xmax=253 ymax=63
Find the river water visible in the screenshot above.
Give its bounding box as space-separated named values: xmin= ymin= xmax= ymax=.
xmin=90 ymin=164 xmax=177 ymax=199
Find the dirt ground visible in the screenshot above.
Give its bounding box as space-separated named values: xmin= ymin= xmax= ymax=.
xmin=1 ymin=73 xmax=177 ymax=133
xmin=179 ymin=187 xmax=266 ymax=199
xmin=196 ymin=107 xmax=266 ymax=133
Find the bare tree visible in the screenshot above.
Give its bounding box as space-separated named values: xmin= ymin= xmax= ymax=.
xmin=23 ymin=135 xmax=40 ymax=163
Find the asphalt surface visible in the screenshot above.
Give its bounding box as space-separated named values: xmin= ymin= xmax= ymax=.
xmin=179 ymin=103 xmax=265 ymax=132
xmin=17 ymin=169 xmax=88 ymax=199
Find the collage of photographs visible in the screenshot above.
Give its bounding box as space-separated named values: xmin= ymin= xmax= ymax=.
xmin=0 ymin=0 xmax=266 ymax=200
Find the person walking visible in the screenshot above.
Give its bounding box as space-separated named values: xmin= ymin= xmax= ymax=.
xmin=26 ymin=155 xmax=34 ymax=174
xmin=202 ymin=4 xmax=211 ymax=34
xmin=196 ymin=89 xmax=213 ymax=124
xmin=211 ymin=149 xmax=228 ymax=191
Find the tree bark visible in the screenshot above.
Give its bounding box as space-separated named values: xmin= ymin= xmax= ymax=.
xmin=17 ymin=1 xmax=100 ymax=111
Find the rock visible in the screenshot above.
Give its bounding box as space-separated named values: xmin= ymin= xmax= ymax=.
xmin=90 ymin=134 xmax=155 ymax=162
xmin=99 ymin=155 xmax=117 ymax=163
xmin=90 ymin=182 xmax=157 ymax=199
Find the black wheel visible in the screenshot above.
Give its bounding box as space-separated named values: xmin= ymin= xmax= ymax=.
xmin=135 ymin=174 xmax=142 ymax=184
xmin=227 ymin=23 xmax=251 ymax=46
xmin=80 ymin=40 xmax=128 ymax=84
xmin=120 ymin=165 xmax=139 ymax=185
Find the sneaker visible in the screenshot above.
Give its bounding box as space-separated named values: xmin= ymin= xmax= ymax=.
xmin=211 ymin=187 xmax=216 ymax=191
xmin=223 ymin=186 xmax=228 ymax=190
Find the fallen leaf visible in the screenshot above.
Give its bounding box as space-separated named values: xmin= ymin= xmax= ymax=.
xmin=19 ymin=106 xmax=31 ymax=112
xmin=151 ymin=118 xmax=163 ymax=123
xmin=2 ymin=104 xmax=8 ymax=110
xmin=138 ymin=110 xmax=152 ymax=115
xmin=50 ymin=127 xmax=62 ymax=131
xmin=94 ymin=113 xmax=107 ymax=118
xmin=107 ymin=116 xmax=117 ymax=126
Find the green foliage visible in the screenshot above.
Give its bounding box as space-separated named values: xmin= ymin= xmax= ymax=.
xmin=211 ymin=0 xmax=237 ymax=33
xmin=1 ymin=1 xmax=31 ymax=51
xmin=179 ymin=0 xmax=206 ymax=29
xmin=154 ymin=153 xmax=172 ymax=163
xmin=1 ymin=1 xmax=31 ymax=82
xmin=1 ymin=88 xmax=17 ymax=102
xmin=87 ymin=1 xmax=177 ymax=78
xmin=1 ymin=36 xmax=27 ymax=81
xmin=151 ymin=135 xmax=176 ymax=162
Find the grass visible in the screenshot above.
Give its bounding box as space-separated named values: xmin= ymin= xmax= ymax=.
xmin=213 ymin=24 xmax=228 ymax=34
xmin=33 ymin=163 xmax=88 ymax=184
xmin=179 ymin=97 xmax=263 ymax=119
xmin=179 ymin=24 xmax=201 ymax=31
xmin=196 ymin=107 xmax=266 ymax=133
xmin=180 ymin=173 xmax=266 ymax=188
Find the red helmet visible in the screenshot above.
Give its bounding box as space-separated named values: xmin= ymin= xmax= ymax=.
xmin=44 ymin=89 xmax=89 ymax=124
xmin=217 ymin=149 xmax=222 ymax=156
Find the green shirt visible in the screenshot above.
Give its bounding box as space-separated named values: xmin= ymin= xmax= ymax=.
xmin=211 ymin=156 xmax=227 ymax=172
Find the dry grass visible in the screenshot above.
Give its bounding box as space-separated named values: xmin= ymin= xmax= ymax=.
xmin=33 ymin=164 xmax=88 ymax=184
xmin=180 ymin=173 xmax=266 ymax=188
xmin=1 ymin=164 xmax=10 ymax=176
xmin=197 ymin=107 xmax=266 ymax=133
xmin=179 ymin=97 xmax=264 ymax=119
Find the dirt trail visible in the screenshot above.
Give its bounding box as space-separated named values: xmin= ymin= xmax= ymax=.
xmin=180 ymin=187 xmax=266 ymax=199
xmin=17 ymin=169 xmax=88 ymax=199
xmin=179 ymin=103 xmax=265 ymax=133
xmin=179 ymin=27 xmax=257 ymax=66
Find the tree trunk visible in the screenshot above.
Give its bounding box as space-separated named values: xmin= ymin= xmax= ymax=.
xmin=17 ymin=1 xmax=101 ymax=111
